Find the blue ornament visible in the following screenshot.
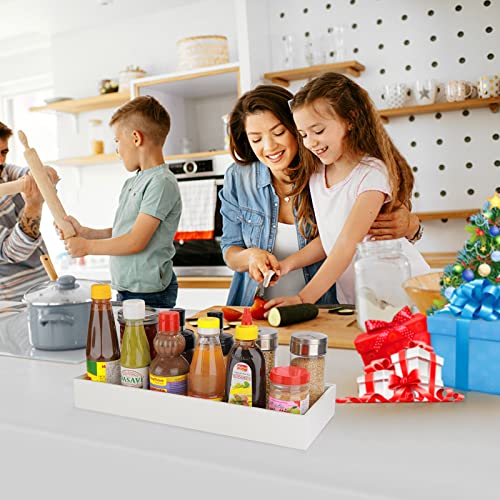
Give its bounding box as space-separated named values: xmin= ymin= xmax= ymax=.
xmin=489 ymin=225 xmax=500 ymax=237
xmin=444 ymin=287 xmax=455 ymax=300
xmin=462 ymin=269 xmax=475 ymax=282
xmin=492 ymin=250 xmax=500 ymax=263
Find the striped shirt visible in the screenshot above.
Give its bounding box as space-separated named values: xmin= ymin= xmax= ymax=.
xmin=0 ymin=163 xmax=48 ymax=301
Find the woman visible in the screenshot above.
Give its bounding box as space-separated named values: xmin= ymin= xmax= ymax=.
xmin=219 ymin=85 xmax=421 ymax=306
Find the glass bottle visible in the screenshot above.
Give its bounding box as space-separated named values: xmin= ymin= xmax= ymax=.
xmin=354 ymin=240 xmax=411 ymax=329
xmin=188 ymin=317 xmax=225 ymax=400
xmin=207 ymin=310 xmax=234 ymax=361
xmin=149 ymin=311 xmax=189 ymax=395
xmin=170 ymin=307 xmax=196 ymax=364
xmin=89 ymin=119 xmax=104 ymax=155
xmin=256 ymin=327 xmax=278 ymax=404
xmin=86 ymin=284 xmax=120 ymax=384
xmin=120 ymin=299 xmax=151 ymax=389
xmin=225 ymin=324 xmax=266 ymax=408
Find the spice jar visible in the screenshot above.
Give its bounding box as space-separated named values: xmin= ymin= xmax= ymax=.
xmin=269 ymin=366 xmax=310 ymax=415
xmin=89 ymin=119 xmax=104 ymax=155
xmin=118 ymin=305 xmax=158 ymax=360
xmin=290 ymin=331 xmax=327 ymax=406
xmin=256 ymin=327 xmax=278 ymax=403
xmin=354 ymin=239 xmax=411 ymax=329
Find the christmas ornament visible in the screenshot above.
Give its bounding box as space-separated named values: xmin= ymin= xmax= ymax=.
xmin=492 ymin=250 xmax=500 ymax=262
xmin=453 ymin=264 xmax=463 ymax=273
xmin=476 ymin=228 xmax=485 ymax=237
xmin=478 ymin=263 xmax=491 ymax=277
xmin=496 ymin=235 xmax=500 ymax=245
xmin=487 ymin=192 xmax=500 ymax=209
xmin=484 ymin=212 xmax=492 ymax=219
xmin=489 ymin=225 xmax=500 ymax=237
xmin=462 ymin=269 xmax=475 ymax=281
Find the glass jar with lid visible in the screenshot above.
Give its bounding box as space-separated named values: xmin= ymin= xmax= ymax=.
xmin=354 ymin=239 xmax=411 ymax=329
xmin=290 ymin=331 xmax=328 ymax=406
xmin=256 ymin=327 xmax=278 ymax=403
xmin=89 ymin=119 xmax=104 ymax=155
xmin=269 ymin=366 xmax=310 ymax=415
xmin=118 ymin=306 xmax=158 ymax=359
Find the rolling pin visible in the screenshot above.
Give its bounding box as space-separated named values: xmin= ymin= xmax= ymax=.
xmin=0 ymin=177 xmax=25 ymax=197
xmin=40 ymin=254 xmax=58 ymax=281
xmin=18 ymin=130 xmax=76 ymax=239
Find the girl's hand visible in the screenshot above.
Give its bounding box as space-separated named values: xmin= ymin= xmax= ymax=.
xmin=264 ymin=294 xmax=303 ymax=311
xmin=247 ymin=248 xmax=280 ymax=283
xmin=54 ymin=215 xmax=84 ymax=240
xmin=64 ymin=236 xmax=89 ymax=258
xmin=368 ymin=203 xmax=410 ymax=240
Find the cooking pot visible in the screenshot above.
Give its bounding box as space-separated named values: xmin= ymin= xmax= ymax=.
xmin=24 ymin=275 xmax=93 ymax=351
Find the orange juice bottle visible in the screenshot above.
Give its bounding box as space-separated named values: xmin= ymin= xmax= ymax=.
xmin=188 ymin=317 xmax=225 ymax=400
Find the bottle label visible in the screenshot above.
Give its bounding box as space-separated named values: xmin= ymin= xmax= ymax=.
xmin=150 ymin=374 xmax=187 ymax=395
xmin=268 ymin=395 xmax=309 ymax=415
xmin=121 ymin=366 xmax=149 ymax=389
xmin=228 ymin=362 xmax=252 ymax=406
xmin=87 ymin=360 xmax=120 ymax=384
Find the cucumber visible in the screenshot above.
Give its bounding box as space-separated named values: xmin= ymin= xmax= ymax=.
xmin=268 ymin=304 xmax=319 ymax=327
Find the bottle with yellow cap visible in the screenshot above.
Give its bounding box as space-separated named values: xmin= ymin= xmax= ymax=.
xmin=86 ymin=283 xmax=120 ymax=384
xmin=225 ymin=324 xmax=266 ymax=408
xmin=188 ymin=317 xmax=226 ymax=400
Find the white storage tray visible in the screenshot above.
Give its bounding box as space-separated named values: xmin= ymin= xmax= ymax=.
xmin=74 ymin=375 xmax=336 ymax=450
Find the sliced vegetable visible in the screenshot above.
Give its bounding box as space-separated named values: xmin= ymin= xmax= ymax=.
xmin=221 ymin=307 xmax=243 ymax=322
xmin=268 ymin=304 xmax=319 ymax=327
xmin=250 ymin=296 xmax=267 ymax=320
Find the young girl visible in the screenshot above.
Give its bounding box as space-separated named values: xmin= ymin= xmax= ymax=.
xmin=265 ymin=72 xmax=429 ymax=307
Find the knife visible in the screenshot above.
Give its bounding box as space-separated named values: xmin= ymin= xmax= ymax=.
xmin=255 ymin=270 xmax=275 ymax=299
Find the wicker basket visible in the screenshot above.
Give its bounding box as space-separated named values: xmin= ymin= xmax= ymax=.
xmin=176 ymin=35 xmax=229 ymax=71
xmin=403 ymin=272 xmax=444 ymax=313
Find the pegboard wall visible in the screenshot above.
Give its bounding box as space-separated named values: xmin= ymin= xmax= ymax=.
xmin=266 ymin=0 xmax=500 ymax=252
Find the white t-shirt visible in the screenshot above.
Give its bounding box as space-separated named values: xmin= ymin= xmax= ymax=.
xmin=265 ymin=222 xmax=306 ymax=299
xmin=309 ymin=156 xmax=430 ymax=303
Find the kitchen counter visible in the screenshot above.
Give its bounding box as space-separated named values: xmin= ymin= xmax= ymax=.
xmin=1 ymin=342 xmax=497 ymax=499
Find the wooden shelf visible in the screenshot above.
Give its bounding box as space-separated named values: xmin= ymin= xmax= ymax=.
xmin=379 ymin=97 xmax=500 ymax=123
xmin=416 ymin=209 xmax=479 ymax=221
xmin=422 ymin=252 xmax=457 ymax=269
xmin=50 ymin=149 xmax=230 ymax=166
xmin=263 ymin=61 xmax=365 ymax=87
xmin=30 ymin=91 xmax=130 ymax=114
xmin=177 ymin=276 xmax=232 ymax=289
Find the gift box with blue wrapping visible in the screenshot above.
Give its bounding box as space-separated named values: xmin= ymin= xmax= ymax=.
xmin=427 ymin=279 xmax=500 ymax=395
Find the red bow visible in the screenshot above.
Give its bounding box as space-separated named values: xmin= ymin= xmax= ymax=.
xmin=388 ymin=369 xmax=427 ymax=402
xmin=364 ymin=357 xmax=394 ymax=373
xmin=365 ymin=306 xmax=413 ymax=333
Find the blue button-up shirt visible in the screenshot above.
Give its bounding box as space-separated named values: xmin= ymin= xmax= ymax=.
xmin=220 ymin=161 xmax=337 ymax=306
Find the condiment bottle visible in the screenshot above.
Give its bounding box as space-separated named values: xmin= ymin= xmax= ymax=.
xmin=256 ymin=327 xmax=278 ymax=403
xmin=149 ymin=311 xmax=189 ymax=395
xmin=225 ymin=324 xmax=266 ymax=408
xmin=188 ymin=317 xmax=225 ymax=400
xmin=269 ymin=366 xmax=310 ymax=415
xmin=120 ymin=299 xmax=151 ymax=389
xmin=86 ymin=284 xmax=120 ymax=384
xmin=170 ymin=307 xmax=196 ymax=364
xmin=290 ymin=331 xmax=327 ymax=406
xmin=207 ymin=310 xmax=234 ymax=360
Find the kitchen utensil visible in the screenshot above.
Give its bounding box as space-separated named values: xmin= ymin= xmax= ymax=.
xmin=24 ymin=275 xmax=92 ymax=350
xmin=40 ymin=254 xmax=58 ymax=281
xmin=403 ymin=272 xmax=444 ymax=313
xmin=255 ymin=270 xmax=275 ymax=299
xmin=18 ymin=130 xmax=76 ymax=239
xmin=0 ymin=178 xmax=25 ymax=197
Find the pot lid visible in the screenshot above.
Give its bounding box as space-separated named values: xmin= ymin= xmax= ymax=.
xmin=24 ymin=275 xmax=93 ymax=306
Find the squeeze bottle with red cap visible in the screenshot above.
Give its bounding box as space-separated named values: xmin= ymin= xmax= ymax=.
xmin=149 ymin=310 xmax=189 ymax=395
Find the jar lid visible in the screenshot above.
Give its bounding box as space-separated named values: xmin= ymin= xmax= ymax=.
xmin=170 ymin=307 xmax=186 ymax=328
xmin=23 ymin=275 xmax=93 ymax=306
xmin=159 ymin=310 xmax=179 ymax=332
xmin=181 ymin=329 xmax=196 ymax=351
xmin=197 ymin=316 xmax=220 ymax=335
xmin=257 ymin=327 xmax=278 ymax=351
xmin=235 ymin=324 xmax=258 ymax=341
xmin=91 ymin=283 xmax=111 ymax=300
xmin=270 ymin=366 xmax=310 ymax=386
xmin=290 ymin=331 xmax=328 ymax=357
xmin=117 ymin=305 xmax=157 ymax=325
xmin=123 ymin=299 xmax=145 ymax=320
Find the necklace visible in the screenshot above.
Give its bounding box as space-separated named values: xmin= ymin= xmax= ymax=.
xmin=273 ymin=184 xmax=292 ymax=203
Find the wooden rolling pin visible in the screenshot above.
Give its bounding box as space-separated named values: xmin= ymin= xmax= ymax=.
xmin=40 ymin=254 xmax=58 ymax=281
xmin=18 ymin=130 xmax=75 ymax=239
xmin=0 ymin=177 xmax=25 ymax=197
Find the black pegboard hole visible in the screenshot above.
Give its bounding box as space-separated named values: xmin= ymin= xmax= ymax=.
xmin=493 ymin=133 xmax=500 ymax=141
xmin=438 ymin=164 xmax=446 ymax=171
xmin=459 ymin=57 xmax=466 ymax=64
xmin=495 ymin=160 xmax=500 ymax=167
xmin=464 ymin=136 xmax=472 ymax=143
xmin=410 ymin=141 xmax=417 ymax=147
xmin=350 ymin=0 xmax=355 ymax=4
xmin=303 ymin=8 xmax=309 ymax=14
xmin=353 ymin=47 xmax=359 ymax=54
xmin=457 ymin=31 xmax=464 ymax=38
xmin=402 ymin=14 xmax=408 ymax=20
xmin=466 ymin=162 xmax=473 ymax=169
xmin=279 ymin=12 xmax=285 ymax=18
xmin=436 ymin=138 xmax=444 ymax=145
xmin=484 ymin=0 xmax=491 ymax=6
xmin=414 ymin=192 xmax=420 ymax=198
xmin=329 ymin=51 xmax=334 ymax=58
xmin=305 ymin=31 xmax=310 ymax=37
xmin=462 ymin=110 xmax=470 ymax=117
xmin=455 ymin=5 xmax=463 ymax=12
xmin=431 ymin=61 xmax=438 ymax=68
xmin=352 ymin=23 xmax=358 ymax=29
xmin=467 ymin=189 xmax=475 ymax=196
xmin=486 ymin=26 xmax=493 ymax=33
xmin=435 ymin=112 xmax=442 ymax=119
xmin=409 ymin=115 xmax=415 ymax=122
xmin=404 ymin=39 xmax=410 ymax=46
xmin=376 ymin=18 xmax=383 ymax=25
xmin=378 ymin=43 xmax=384 ymax=50
xmin=412 ymin=166 xmax=418 ymax=173
xmin=428 ymin=10 xmax=435 ymax=16
xmin=379 ymin=68 xmax=386 ymax=75
xmin=440 ymin=219 xmax=449 ymax=223
xmin=487 ymin=53 xmax=495 ymax=60
xmin=430 ymin=35 xmax=437 ymax=42
xmin=405 ymin=64 xmax=412 ymax=71
xmin=440 ymin=190 xmax=447 ymax=197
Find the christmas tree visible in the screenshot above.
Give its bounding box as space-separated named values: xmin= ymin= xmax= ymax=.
xmin=440 ymin=192 xmax=500 ymax=299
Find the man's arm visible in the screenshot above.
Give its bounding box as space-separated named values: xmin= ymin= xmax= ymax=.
xmin=65 ymin=213 xmax=160 ymax=257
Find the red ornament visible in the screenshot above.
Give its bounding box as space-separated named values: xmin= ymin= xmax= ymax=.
xmin=476 ymin=228 xmax=484 ymax=236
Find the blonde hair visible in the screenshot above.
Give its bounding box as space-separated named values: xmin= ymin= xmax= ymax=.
xmin=109 ymin=95 xmax=170 ymax=146
xmin=289 ymin=72 xmax=414 ymax=237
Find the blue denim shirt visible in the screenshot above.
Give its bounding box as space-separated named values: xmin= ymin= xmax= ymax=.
xmin=220 ymin=161 xmax=337 ymax=306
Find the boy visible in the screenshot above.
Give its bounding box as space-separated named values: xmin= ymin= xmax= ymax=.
xmin=61 ymin=96 xmax=182 ymax=308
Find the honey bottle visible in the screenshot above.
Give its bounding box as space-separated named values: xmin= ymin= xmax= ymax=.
xmin=149 ymin=311 xmax=189 ymax=394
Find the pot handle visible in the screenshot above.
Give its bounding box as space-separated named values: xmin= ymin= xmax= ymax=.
xmin=38 ymin=310 xmax=75 ymax=326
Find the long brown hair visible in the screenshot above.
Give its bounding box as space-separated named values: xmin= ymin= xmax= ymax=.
xmin=289 ymin=72 xmax=415 ymax=233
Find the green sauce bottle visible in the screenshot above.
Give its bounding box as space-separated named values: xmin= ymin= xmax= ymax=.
xmin=120 ymin=299 xmax=151 ymax=389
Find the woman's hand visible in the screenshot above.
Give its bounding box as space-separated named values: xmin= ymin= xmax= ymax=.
xmin=247 ymin=248 xmax=280 ymax=283
xmin=264 ymin=294 xmax=302 ymax=311
xmin=368 ymin=203 xmax=411 ymax=240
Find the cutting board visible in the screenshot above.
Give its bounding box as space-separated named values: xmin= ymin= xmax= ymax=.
xmin=187 ymin=306 xmax=361 ymax=350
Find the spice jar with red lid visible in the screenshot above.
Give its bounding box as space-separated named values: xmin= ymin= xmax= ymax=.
xmin=268 ymin=366 xmax=310 ymax=415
